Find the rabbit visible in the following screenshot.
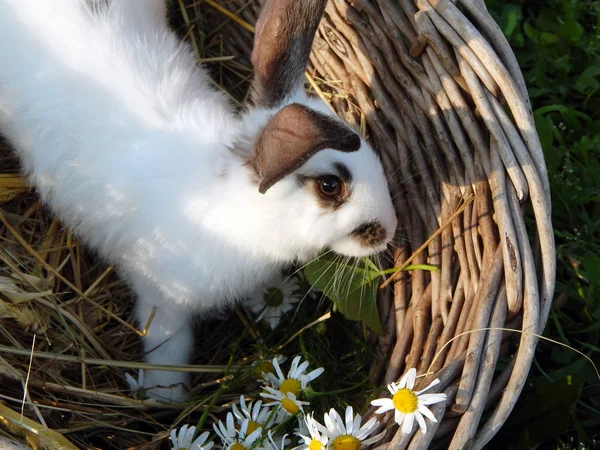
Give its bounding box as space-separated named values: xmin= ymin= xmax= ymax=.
xmin=0 ymin=0 xmax=398 ymax=402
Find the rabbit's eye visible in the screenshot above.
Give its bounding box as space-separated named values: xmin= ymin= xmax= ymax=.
xmin=317 ymin=175 xmax=343 ymax=198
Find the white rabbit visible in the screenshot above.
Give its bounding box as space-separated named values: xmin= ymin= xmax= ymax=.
xmin=0 ymin=0 xmax=398 ymax=401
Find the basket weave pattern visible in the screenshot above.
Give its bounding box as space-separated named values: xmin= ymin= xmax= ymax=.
xmin=0 ymin=0 xmax=556 ymax=448
xmin=215 ymin=0 xmax=556 ymax=447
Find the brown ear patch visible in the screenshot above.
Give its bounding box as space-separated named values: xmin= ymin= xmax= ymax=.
xmin=251 ymin=0 xmax=328 ymax=107
xmin=249 ymin=103 xmax=360 ymax=194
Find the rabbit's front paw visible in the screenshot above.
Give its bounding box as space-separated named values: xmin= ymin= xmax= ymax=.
xmin=146 ymin=384 xmax=189 ymax=403
xmin=143 ymin=370 xmax=190 ymax=403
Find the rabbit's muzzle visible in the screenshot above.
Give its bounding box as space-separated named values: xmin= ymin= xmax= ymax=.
xmin=352 ymin=222 xmax=387 ymax=247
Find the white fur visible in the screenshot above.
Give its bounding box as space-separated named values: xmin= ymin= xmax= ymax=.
xmin=0 ymin=0 xmax=397 ymax=401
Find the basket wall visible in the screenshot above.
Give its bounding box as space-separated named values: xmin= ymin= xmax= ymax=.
xmin=208 ymin=0 xmax=556 ymax=448
xmin=0 ymin=0 xmax=556 ymax=449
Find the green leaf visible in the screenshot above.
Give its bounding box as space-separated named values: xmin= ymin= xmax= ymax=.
xmin=501 ymin=4 xmax=522 ymax=38
xmin=523 ymin=21 xmax=540 ymax=43
xmin=560 ymin=18 xmax=584 ymax=42
xmin=575 ymin=66 xmax=600 ymax=95
xmin=582 ymin=252 xmax=600 ymax=280
xmin=540 ymin=32 xmax=559 ymax=45
xmin=304 ymin=256 xmax=382 ymax=335
xmin=534 ymin=104 xmax=572 ymax=115
xmin=533 ymin=112 xmax=555 ymax=161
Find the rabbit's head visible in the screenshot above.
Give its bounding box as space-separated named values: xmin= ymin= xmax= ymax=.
xmin=237 ymin=0 xmax=397 ymax=259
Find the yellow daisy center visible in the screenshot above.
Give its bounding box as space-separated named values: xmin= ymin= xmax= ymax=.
xmin=230 ymin=444 xmax=246 ymax=450
xmin=393 ymin=388 xmax=419 ymax=413
xmin=332 ymin=434 xmax=361 ymax=450
xmin=281 ymin=397 xmax=300 ymax=414
xmin=264 ymin=287 xmax=284 ymax=306
xmin=309 ymin=439 xmax=325 ymax=450
xmin=255 ymin=361 xmax=275 ymax=376
xmin=246 ymin=420 xmax=261 ymax=435
xmin=280 ymin=378 xmax=301 ymax=396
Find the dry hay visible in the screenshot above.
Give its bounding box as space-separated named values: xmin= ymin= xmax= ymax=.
xmin=0 ymin=1 xmax=555 ymax=449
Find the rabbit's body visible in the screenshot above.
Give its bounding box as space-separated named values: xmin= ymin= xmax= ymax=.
xmin=0 ymin=0 xmax=398 ymax=401
xmin=0 ymin=1 xmax=276 ymax=302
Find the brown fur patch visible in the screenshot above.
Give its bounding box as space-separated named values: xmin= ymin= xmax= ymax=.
xmin=249 ymin=103 xmax=359 ymax=193
xmin=352 ymin=222 xmax=386 ymax=247
xmin=251 ymin=0 xmax=328 ymax=107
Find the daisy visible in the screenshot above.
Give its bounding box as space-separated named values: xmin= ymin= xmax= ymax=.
xmin=125 ymin=371 xmax=147 ymax=400
xmin=296 ymin=413 xmax=329 ymax=450
xmin=170 ymin=425 xmax=213 ymax=450
xmin=262 ymin=355 xmax=324 ymax=396
xmin=294 ymin=414 xmax=309 ymax=440
xmin=371 ymin=368 xmax=447 ymax=435
xmin=254 ymin=355 xmax=287 ymax=381
xmin=246 ymin=274 xmax=301 ymax=328
xmin=260 ymin=431 xmax=289 ymax=450
xmin=231 ymin=395 xmax=280 ymax=433
xmin=318 ymin=406 xmax=385 ymax=450
xmin=213 ymin=412 xmax=262 ymax=450
xmin=261 ymin=386 xmax=309 ymax=416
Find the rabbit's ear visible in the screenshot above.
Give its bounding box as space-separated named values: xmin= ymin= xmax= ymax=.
xmin=251 ymin=0 xmax=327 ymax=107
xmin=250 ymin=103 xmax=360 ymax=194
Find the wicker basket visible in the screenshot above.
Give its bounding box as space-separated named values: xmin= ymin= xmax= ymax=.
xmin=210 ymin=0 xmax=556 ymax=448
xmin=0 ymin=1 xmax=555 ymax=449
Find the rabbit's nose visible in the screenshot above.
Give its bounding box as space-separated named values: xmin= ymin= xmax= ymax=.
xmin=352 ymin=221 xmax=387 ymax=247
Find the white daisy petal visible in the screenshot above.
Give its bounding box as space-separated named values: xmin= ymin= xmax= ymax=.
xmin=226 ymin=413 xmax=235 ymax=433
xmin=304 ymin=367 xmax=325 ymax=383
xmin=180 ymin=424 xmax=193 ymax=447
xmin=415 ymin=412 xmax=428 ymax=434
xmin=397 ymin=368 xmax=414 ymax=389
xmin=415 ymin=378 xmax=440 ymax=395
xmin=363 ymin=428 xmax=387 ymax=445
xmin=290 ymin=356 xmax=301 ymax=375
xmin=395 ymin=410 xmax=404 ymax=425
xmin=262 ymin=372 xmax=278 ymax=386
xmin=355 ymin=417 xmax=379 ymax=440
xmin=169 ymin=429 xmax=178 ymax=447
xmin=344 ymin=406 xmax=354 ymax=434
xmin=419 ymin=393 xmax=448 ymax=405
xmin=370 ymin=398 xmax=392 ymax=407
xmin=323 ymin=409 xmax=336 ymax=434
xmin=190 ymin=431 xmax=214 ymax=450
xmin=261 ymin=431 xmax=290 ymax=450
xmin=417 ymin=404 xmax=438 ymax=422
xmin=333 ymin=409 xmax=345 ymax=435
xmin=405 ymin=368 xmax=417 ymax=390
xmin=280 ymin=303 xmax=293 ymax=313
xmin=267 ymin=315 xmax=279 ymax=329
xmin=373 ymin=404 xmax=394 ymax=414
xmin=245 ymin=426 xmax=263 ymax=444
xmin=294 ymin=360 xmax=310 ymax=378
xmin=125 ymin=373 xmax=137 ymax=390
xmin=255 ymin=308 xmax=268 ymax=322
xmin=273 ymin=358 xmax=285 ymax=381
xmin=387 ymin=382 xmax=399 ymax=395
xmin=401 ymin=412 xmax=415 ymax=434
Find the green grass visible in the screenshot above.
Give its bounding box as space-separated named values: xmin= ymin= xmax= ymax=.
xmin=485 ymin=0 xmax=600 ymax=447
